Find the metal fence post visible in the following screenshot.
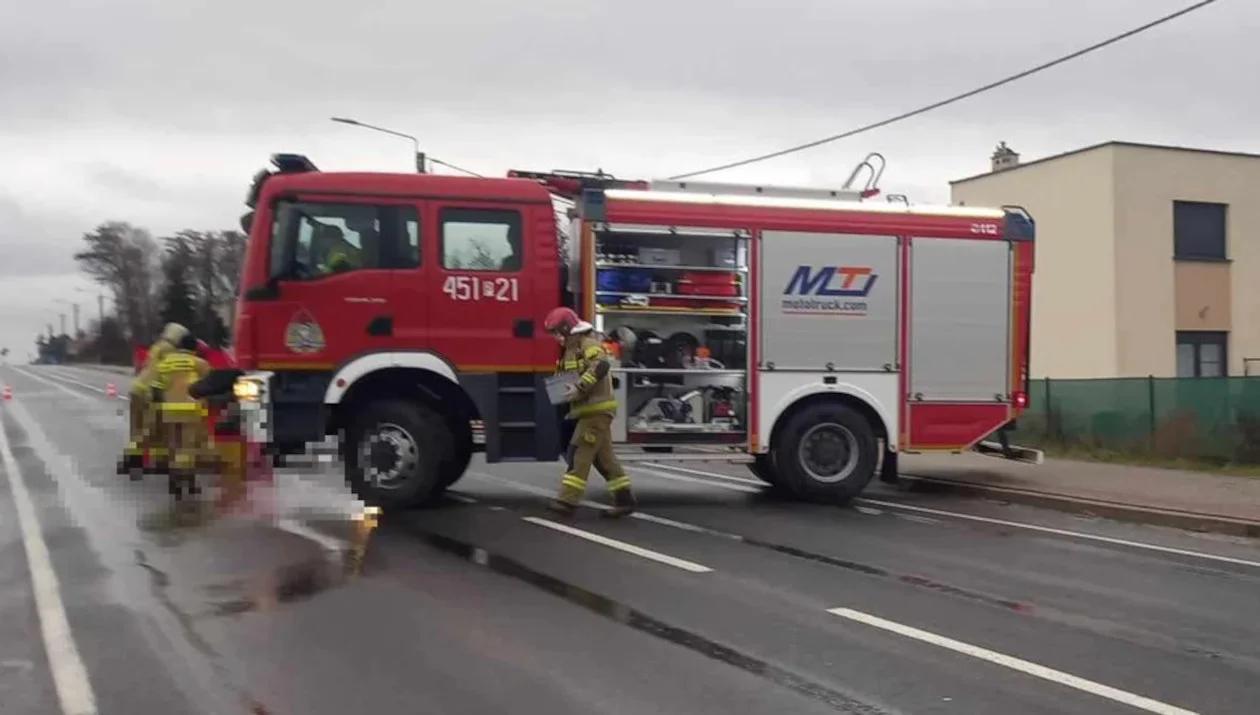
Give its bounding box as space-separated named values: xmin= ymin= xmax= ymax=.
xmin=1147 ymin=374 xmax=1156 ymax=444
xmin=1044 ymin=376 xmax=1052 ymax=439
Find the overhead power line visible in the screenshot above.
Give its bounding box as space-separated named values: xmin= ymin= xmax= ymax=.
xmin=667 ymin=0 xmax=1222 ymax=181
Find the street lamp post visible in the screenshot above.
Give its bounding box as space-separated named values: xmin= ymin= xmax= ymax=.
xmin=76 ymin=286 xmax=109 ymax=332
xmin=331 ymin=117 xmax=426 ymax=173
xmin=55 ymin=298 xmax=80 ymax=336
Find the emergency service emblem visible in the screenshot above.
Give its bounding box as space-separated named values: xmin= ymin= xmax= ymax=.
xmin=284 ymin=309 xmax=326 ymax=354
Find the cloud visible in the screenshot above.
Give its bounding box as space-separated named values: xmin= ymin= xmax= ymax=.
xmin=0 ymin=0 xmax=1254 ymax=354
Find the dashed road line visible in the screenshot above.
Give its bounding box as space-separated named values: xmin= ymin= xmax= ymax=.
xmin=522 ymin=516 xmax=713 ymax=573
xmin=0 ymin=403 xmax=99 ymax=714
xmin=827 ymin=607 xmax=1201 ymax=715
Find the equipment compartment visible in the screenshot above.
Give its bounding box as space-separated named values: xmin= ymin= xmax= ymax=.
xmin=589 ymin=222 xmax=752 ymax=447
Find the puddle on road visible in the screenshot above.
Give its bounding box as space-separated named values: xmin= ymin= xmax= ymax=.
xmin=391 ymin=520 xmax=894 ymax=715
xmin=204 ymin=555 xmax=351 ymax=617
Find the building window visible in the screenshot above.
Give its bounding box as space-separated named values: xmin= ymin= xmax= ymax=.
xmin=1172 ymin=200 xmax=1227 ymax=261
xmin=1176 ymin=331 xmax=1227 ymax=377
xmin=439 ymin=207 xmax=523 ymax=271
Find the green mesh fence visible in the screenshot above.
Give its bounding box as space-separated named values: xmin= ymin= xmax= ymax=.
xmin=1009 ymin=377 xmax=1260 ymax=463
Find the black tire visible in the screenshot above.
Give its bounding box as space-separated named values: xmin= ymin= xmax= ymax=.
xmin=746 ymin=452 xmax=782 ymax=487
xmin=776 ymin=401 xmax=878 ymax=504
xmin=441 ymin=441 xmax=473 ymax=487
xmin=346 ymin=399 xmax=451 ymax=509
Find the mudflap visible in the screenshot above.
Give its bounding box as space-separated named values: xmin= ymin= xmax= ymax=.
xmin=974 ymin=424 xmax=1044 ymax=465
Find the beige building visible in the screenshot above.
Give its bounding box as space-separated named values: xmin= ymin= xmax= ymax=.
xmin=950 ymin=141 xmax=1260 ymax=379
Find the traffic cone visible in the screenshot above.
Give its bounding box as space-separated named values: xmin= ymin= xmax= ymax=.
xmin=105 ymin=382 xmax=116 ymax=398
xmin=2 ymin=384 xmax=11 ymax=401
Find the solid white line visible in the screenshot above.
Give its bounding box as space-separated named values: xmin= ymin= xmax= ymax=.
xmin=858 ymin=498 xmax=1260 ymax=570
xmin=11 ymin=368 xmax=100 ymax=404
xmin=631 ymin=465 xmax=762 ymax=493
xmin=0 ymin=410 xmax=99 ymax=714
xmin=646 ymin=462 xmax=768 ymax=487
xmin=640 ymin=462 xmax=1260 ymax=570
xmin=18 ymin=367 xmax=123 ymax=401
xmin=828 ymin=607 xmax=1201 ymax=715
xmin=465 ymin=472 xmax=722 ymax=535
xmin=521 ymin=516 xmax=713 ymax=573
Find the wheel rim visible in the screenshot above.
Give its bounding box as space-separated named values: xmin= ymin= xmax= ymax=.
xmin=797 ymin=422 xmax=859 ymax=483
xmin=359 ymin=422 xmax=419 ymax=490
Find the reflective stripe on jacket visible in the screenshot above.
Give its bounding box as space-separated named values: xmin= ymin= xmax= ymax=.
xmin=559 ymin=332 xmax=616 ymax=418
xmin=152 ymin=349 xmax=211 ymax=420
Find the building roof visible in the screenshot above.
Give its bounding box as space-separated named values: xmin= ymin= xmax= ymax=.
xmin=949 ymin=140 xmax=1260 ymax=185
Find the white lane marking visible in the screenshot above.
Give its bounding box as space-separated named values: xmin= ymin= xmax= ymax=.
xmin=646 ymin=462 xmax=767 ymax=487
xmin=0 ymin=407 xmax=99 ymax=713
xmin=10 ymin=368 xmax=101 ymax=404
xmin=521 ymin=516 xmax=713 ymax=573
xmin=631 ymin=465 xmax=762 ymax=493
xmin=464 ymin=472 xmax=721 ymax=536
xmin=858 ymin=498 xmax=1260 ymax=570
xmin=828 ymin=607 xmax=1201 ymax=715
xmin=16 ymin=367 xmax=123 ymax=402
xmin=447 ymin=494 xmax=479 ymax=504
xmin=642 ymin=463 xmax=1260 ymax=570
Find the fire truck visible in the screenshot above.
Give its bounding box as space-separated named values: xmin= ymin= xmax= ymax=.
xmin=229 ymin=152 xmax=1041 ymax=510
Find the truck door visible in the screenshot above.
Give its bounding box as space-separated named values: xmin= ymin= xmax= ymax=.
xmin=250 ymin=197 xmax=423 ymax=369
xmin=429 ymin=202 xmax=536 ymax=370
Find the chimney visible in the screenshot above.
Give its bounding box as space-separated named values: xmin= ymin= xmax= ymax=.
xmin=991 ymin=141 xmax=1019 ymax=172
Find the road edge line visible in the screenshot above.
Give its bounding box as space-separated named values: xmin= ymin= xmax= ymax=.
xmin=0 ymin=406 xmax=99 ymax=715
xmin=896 ymin=473 xmax=1260 ymax=538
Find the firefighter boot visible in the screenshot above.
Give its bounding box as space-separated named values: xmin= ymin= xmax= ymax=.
xmin=117 ymin=446 xmax=145 ymax=480
xmin=601 ymin=476 xmax=636 ymax=519
xmin=547 ymin=474 xmax=585 ymax=517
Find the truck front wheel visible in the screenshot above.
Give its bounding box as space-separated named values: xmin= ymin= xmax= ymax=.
xmin=777 ymin=401 xmax=878 ymax=504
xmin=346 ymin=399 xmax=451 ymax=509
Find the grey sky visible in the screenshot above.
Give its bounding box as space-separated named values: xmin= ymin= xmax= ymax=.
xmin=0 ymin=0 xmax=1252 ymax=357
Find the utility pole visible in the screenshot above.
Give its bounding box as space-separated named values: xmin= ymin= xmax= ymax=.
xmin=58 ymin=312 xmax=66 ymax=336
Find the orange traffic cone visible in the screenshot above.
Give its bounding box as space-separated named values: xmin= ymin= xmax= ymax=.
xmin=105 ymin=382 xmax=116 ymax=398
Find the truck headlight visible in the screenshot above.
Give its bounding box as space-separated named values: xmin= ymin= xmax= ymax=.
xmin=233 ymin=377 xmax=263 ymax=402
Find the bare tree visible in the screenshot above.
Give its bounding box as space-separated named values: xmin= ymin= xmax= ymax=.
xmin=74 ymin=221 xmax=161 ymax=342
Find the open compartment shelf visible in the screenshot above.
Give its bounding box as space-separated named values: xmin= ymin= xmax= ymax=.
xmin=589 ymin=222 xmax=752 ymax=447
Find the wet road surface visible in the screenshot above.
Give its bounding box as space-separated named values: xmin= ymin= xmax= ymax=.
xmin=2 ymin=362 xmax=1259 ymax=714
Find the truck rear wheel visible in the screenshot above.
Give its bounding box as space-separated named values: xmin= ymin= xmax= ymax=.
xmin=776 ymin=402 xmax=878 ymax=504
xmin=346 ymin=399 xmax=451 ymax=509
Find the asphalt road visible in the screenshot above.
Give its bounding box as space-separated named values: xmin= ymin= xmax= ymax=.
xmin=2 ymin=363 xmax=1260 ymax=715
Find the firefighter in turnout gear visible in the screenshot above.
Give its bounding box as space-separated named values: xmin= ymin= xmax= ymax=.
xmin=118 ymin=322 xmax=189 ymax=477
xmin=152 ymin=332 xmax=212 ymax=498
xmin=544 ymin=306 xmax=636 ymax=518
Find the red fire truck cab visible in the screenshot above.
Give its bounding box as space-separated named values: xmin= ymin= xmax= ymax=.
xmin=230 ymin=153 xmax=1041 ymax=510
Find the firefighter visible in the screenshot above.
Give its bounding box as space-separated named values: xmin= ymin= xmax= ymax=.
xmin=543 ymin=306 xmax=636 ymax=518
xmin=118 ymin=322 xmax=189 ymax=476
xmin=316 ymin=224 xmax=361 ymax=274
xmin=152 ymin=332 xmax=212 ymax=499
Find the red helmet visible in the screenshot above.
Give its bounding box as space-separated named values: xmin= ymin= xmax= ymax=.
xmin=543 ymin=307 xmax=581 ymax=334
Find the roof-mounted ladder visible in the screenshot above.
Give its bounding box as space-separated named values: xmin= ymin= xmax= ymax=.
xmin=649 ymin=152 xmax=887 ymax=202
